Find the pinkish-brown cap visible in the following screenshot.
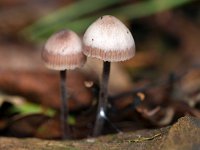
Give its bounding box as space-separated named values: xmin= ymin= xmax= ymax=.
xmin=42 ymin=30 xmax=86 ymax=70
xmin=83 ymin=15 xmax=135 ymax=62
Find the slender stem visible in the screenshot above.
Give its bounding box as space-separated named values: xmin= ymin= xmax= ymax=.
xmin=93 ymin=61 xmax=111 ymax=136
xmin=60 ymin=70 xmax=68 ymax=139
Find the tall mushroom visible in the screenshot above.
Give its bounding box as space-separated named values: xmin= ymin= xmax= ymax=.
xmin=41 ymin=29 xmax=86 ymax=139
xmin=83 ymin=15 xmax=135 ymax=136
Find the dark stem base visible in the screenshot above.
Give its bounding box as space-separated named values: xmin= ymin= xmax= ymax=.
xmin=60 ymin=70 xmax=68 ymax=139
xmin=93 ymin=61 xmax=111 ymax=136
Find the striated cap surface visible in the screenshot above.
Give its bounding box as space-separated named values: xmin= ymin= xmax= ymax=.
xmin=83 ymin=15 xmax=135 ymax=62
xmin=42 ymin=30 xmax=86 ymax=70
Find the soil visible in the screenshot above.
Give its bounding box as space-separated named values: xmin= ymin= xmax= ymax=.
xmin=0 ymin=116 xmax=199 ymax=150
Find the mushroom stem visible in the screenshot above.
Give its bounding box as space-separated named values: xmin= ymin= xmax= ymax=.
xmin=60 ymin=70 xmax=68 ymax=139
xmin=93 ymin=61 xmax=111 ymax=136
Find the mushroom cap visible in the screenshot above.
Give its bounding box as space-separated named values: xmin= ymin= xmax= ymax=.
xmin=83 ymin=15 xmax=135 ymax=62
xmin=42 ymin=30 xmax=86 ymax=70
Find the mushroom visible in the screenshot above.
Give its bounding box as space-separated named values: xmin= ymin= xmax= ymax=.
xmin=41 ymin=29 xmax=86 ymax=139
xmin=83 ymin=15 xmax=135 ymax=136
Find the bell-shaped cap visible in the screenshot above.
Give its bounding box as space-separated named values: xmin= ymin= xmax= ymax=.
xmin=83 ymin=15 xmax=135 ymax=62
xmin=42 ymin=30 xmax=86 ymax=70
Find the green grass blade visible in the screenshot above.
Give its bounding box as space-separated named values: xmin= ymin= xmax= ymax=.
xmin=111 ymin=0 xmax=192 ymax=18
xmin=12 ymin=102 xmax=56 ymax=116
xmin=23 ymin=0 xmax=121 ymax=41
xmin=23 ymin=0 xmax=193 ymax=42
xmin=62 ymin=0 xmax=193 ymax=35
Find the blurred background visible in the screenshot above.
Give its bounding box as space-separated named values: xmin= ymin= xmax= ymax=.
xmin=0 ymin=0 xmax=200 ymax=139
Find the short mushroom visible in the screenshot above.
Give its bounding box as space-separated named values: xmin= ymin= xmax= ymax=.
xmin=83 ymin=15 xmax=135 ymax=136
xmin=41 ymin=29 xmax=86 ymax=139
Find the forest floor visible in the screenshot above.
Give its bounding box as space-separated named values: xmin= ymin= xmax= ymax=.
xmin=1 ymin=116 xmax=200 ymax=150
xmin=0 ymin=1 xmax=200 ymax=149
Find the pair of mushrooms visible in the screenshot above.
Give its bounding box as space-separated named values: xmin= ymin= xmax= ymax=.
xmin=41 ymin=15 xmax=135 ymax=138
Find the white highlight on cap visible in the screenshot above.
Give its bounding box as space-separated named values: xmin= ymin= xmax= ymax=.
xmin=83 ymin=15 xmax=135 ymax=52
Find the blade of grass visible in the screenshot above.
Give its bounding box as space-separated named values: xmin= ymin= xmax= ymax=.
xmin=111 ymin=0 xmax=192 ymax=18
xmin=30 ymin=16 xmax=98 ymax=42
xmin=65 ymin=0 xmax=192 ymax=33
xmin=23 ymin=0 xmax=122 ymax=41
xmin=23 ymin=0 xmax=192 ymax=42
xmin=12 ymin=102 xmax=56 ymax=116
